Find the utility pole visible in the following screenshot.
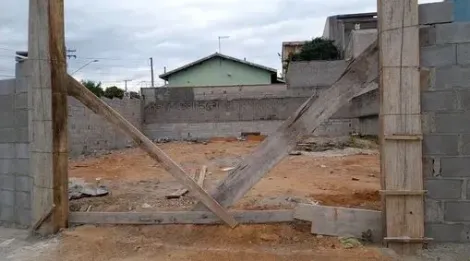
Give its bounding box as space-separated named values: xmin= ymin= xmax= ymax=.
xmin=218 ymin=36 xmax=230 ymax=53
xmin=124 ymin=79 xmax=132 ymax=92
xmin=150 ymin=57 xmax=155 ymax=87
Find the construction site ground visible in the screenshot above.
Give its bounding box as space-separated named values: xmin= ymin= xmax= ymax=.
xmin=3 ymin=137 xmax=400 ymax=261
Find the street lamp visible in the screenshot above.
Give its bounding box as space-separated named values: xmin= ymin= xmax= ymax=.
xmin=218 ymin=36 xmax=230 ymax=53
xmin=71 ymin=59 xmax=99 ymax=75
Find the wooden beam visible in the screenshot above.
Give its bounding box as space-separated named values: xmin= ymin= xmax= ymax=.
xmin=197 ymin=165 xmax=207 ymax=188
xmin=377 ymin=0 xmax=424 ymax=255
xmin=29 ymin=0 xmax=68 ymax=234
xmin=69 ymin=210 xmax=294 ymax=225
xmin=66 ymin=76 xmax=237 ymax=228
xmin=194 ymin=41 xmax=379 ymax=210
xmin=293 ymin=204 xmax=383 ymax=243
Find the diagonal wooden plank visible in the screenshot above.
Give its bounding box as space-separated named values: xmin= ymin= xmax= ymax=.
xmin=66 ymin=76 xmax=237 ymax=228
xmin=194 ymin=41 xmax=379 ymax=210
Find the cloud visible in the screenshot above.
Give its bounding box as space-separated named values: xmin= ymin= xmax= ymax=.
xmin=0 ymin=0 xmax=443 ymax=90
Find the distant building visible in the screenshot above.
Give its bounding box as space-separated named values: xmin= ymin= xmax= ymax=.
xmin=159 ymin=53 xmax=283 ymax=87
xmin=281 ymin=41 xmax=308 ymax=77
xmin=322 ymin=12 xmax=377 ymax=58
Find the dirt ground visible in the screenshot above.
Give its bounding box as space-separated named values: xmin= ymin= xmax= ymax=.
xmin=56 ymin=138 xmax=387 ymax=261
xmin=69 ymin=138 xmax=381 ymax=212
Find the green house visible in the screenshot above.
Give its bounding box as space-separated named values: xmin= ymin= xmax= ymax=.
xmin=159 ymin=53 xmax=282 ymax=87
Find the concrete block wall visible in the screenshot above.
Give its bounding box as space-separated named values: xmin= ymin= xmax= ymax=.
xmin=0 ymin=61 xmax=31 ymax=227
xmin=68 ymin=96 xmax=142 ymax=157
xmin=142 ymin=85 xmax=355 ymax=140
xmin=421 ymin=22 xmax=470 ymax=242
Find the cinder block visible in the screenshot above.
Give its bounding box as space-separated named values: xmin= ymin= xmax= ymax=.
xmin=435 ymin=112 xmax=470 ymax=133
xmin=423 ymin=157 xmax=440 ymax=177
xmin=0 ymin=159 xmax=14 ymax=174
xmin=420 ymin=44 xmax=457 ymax=67
xmin=420 ymin=25 xmax=437 ymax=47
xmin=0 ymin=206 xmax=15 ymax=223
xmin=0 ymin=189 xmax=14 ymax=207
xmin=441 ymin=157 xmax=470 ymax=177
xmin=435 ymin=66 xmax=470 ymax=89
xmin=30 ymin=120 xmax=52 ymax=153
xmin=425 ymin=179 xmax=463 ymax=199
xmin=14 ymin=92 xmax=27 ymax=109
xmin=459 ymin=135 xmax=470 ymax=155
xmin=421 ymin=91 xmax=457 ymax=112
xmin=15 ymin=207 xmax=31 ymax=227
xmin=425 ymin=199 xmax=444 ymax=222
xmin=15 ymin=175 xmax=31 ymax=192
xmin=457 ymin=43 xmax=470 ymax=65
xmin=14 ymin=110 xmax=28 ymax=128
xmin=445 ymin=201 xmax=470 ymax=221
xmin=0 ymin=80 xmax=15 ymax=95
xmin=15 ymin=128 xmax=28 ymax=143
xmin=14 ymin=159 xmax=29 ymax=176
xmin=423 ymin=135 xmax=459 ymax=155
xmin=419 ymin=2 xmax=454 ymax=25
xmin=425 ymin=223 xmax=469 ymax=242
xmin=421 ymin=112 xmax=436 ymax=134
xmin=0 ymin=174 xmax=15 ymax=190
xmin=15 ymin=191 xmax=30 ymax=209
xmin=0 ymin=144 xmax=15 ymax=159
xmin=0 ymin=95 xmax=14 ymax=110
xmin=436 ymin=22 xmax=470 ymax=44
xmin=15 ymin=143 xmax=29 ymax=159
xmin=0 ymin=112 xmax=16 ymax=128
xmin=467 ymin=180 xmax=470 ymax=199
xmin=458 ymin=90 xmax=470 ymax=110
xmin=0 ymin=128 xmax=18 ymax=143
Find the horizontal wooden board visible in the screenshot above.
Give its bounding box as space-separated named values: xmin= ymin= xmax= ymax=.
xmin=69 ymin=210 xmax=294 ymax=225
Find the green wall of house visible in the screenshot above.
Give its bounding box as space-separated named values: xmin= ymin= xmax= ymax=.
xmin=166 ymin=57 xmax=273 ymax=87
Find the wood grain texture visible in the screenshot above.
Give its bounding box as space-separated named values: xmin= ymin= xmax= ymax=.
xmin=194 ymin=41 xmax=379 ymax=210
xmin=197 ymin=165 xmax=207 ymax=188
xmin=69 ymin=210 xmax=294 ymax=225
xmin=66 ymin=76 xmax=238 ymax=228
xmin=28 ymin=0 xmax=68 ymax=234
xmin=378 ymin=0 xmax=424 ymax=255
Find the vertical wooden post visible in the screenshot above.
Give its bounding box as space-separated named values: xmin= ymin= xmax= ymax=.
xmin=377 ymin=0 xmax=424 ymax=255
xmin=29 ymin=0 xmax=68 ymax=234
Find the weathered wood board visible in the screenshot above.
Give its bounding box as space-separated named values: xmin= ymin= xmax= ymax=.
xmin=69 ymin=210 xmax=294 ymax=225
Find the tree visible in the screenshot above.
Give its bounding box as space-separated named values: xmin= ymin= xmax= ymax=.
xmin=284 ymin=37 xmax=340 ymax=72
xmin=81 ymin=80 xmax=104 ymax=97
xmin=291 ymin=37 xmax=340 ymax=61
xmin=104 ymin=86 xmax=125 ymax=99
xmin=129 ymin=91 xmax=141 ymax=99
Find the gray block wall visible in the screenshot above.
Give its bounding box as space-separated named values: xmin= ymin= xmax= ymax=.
xmin=421 ymin=22 xmax=470 ymax=242
xmin=142 ymin=85 xmax=355 ymax=140
xmin=68 ymin=96 xmax=142 ymax=157
xmin=0 ymin=61 xmax=31 ymax=227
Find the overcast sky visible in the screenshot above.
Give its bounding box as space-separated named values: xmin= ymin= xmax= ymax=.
xmin=1 ymin=0 xmax=441 ymax=91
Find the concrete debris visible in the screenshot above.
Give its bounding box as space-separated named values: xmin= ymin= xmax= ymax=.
xmin=339 ymin=236 xmax=362 ymax=249
xmin=141 ymin=203 xmax=152 ymax=209
xmin=69 ymin=178 xmax=109 ymax=200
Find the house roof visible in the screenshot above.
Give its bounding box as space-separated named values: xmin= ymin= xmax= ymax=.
xmin=159 ymin=52 xmax=278 ymax=80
